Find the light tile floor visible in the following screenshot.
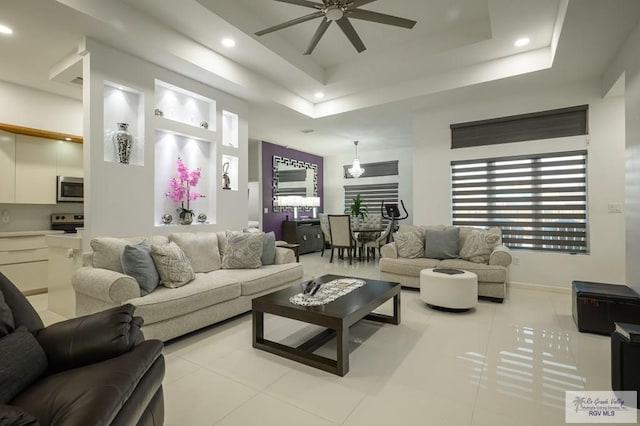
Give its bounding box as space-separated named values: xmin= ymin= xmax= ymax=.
xmin=29 ymin=251 xmax=629 ymax=425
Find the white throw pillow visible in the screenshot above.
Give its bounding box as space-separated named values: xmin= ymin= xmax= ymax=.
xmin=222 ymin=231 xmax=263 ymax=269
xmin=394 ymin=231 xmax=424 ymax=258
xmin=459 ymin=227 xmax=502 ymax=264
xmin=150 ymin=242 xmax=195 ymax=288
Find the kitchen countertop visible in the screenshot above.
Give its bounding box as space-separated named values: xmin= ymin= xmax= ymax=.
xmin=0 ymin=230 xmax=66 ymax=238
xmin=45 ymin=233 xmax=82 ymax=250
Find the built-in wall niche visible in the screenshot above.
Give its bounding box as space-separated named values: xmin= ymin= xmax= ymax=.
xmin=103 ymin=82 xmax=144 ymax=166
xmin=154 ymin=130 xmax=216 ymax=226
xmin=154 ymin=80 xmax=216 ymax=132
xmin=221 ymin=155 xmax=238 ymax=191
xmin=222 ymin=110 xmax=238 ymax=148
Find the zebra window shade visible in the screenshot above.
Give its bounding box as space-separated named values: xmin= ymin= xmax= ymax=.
xmin=344 ymin=183 xmax=399 ymax=225
xmin=450 ymin=105 xmax=588 ymax=149
xmin=451 ymin=150 xmax=588 ymax=253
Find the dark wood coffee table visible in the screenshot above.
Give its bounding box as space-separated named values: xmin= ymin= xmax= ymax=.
xmin=252 ymin=274 xmax=401 ymax=376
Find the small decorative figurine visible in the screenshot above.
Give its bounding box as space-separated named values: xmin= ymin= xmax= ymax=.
xmin=222 ymin=162 xmax=231 ymax=190
xmin=161 ymin=214 xmax=173 ymax=224
xmin=200 ymin=120 xmax=209 ymax=129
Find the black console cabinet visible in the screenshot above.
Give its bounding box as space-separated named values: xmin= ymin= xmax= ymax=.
xmin=572 ymin=281 xmax=640 ymax=335
xmin=282 ymin=220 xmax=323 ymax=255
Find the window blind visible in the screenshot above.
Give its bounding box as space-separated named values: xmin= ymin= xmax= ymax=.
xmin=451 ymin=150 xmax=588 ymax=253
xmin=344 ymin=183 xmax=399 ymax=226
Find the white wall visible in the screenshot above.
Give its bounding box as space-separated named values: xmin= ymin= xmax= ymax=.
xmin=0 ymin=80 xmax=82 ymax=135
xmin=83 ymin=39 xmax=249 ymax=248
xmin=605 ymin=20 xmax=640 ymax=294
xmin=412 ymin=79 xmax=626 ymax=289
xmin=324 ymin=147 xmax=413 ymax=218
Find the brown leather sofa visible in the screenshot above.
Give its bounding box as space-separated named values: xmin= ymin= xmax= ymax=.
xmin=0 ymin=272 xmax=165 ymax=425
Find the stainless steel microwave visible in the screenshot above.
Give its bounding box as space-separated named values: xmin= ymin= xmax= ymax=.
xmin=57 ymin=176 xmax=83 ymax=202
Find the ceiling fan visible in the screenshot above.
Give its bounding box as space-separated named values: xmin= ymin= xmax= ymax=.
xmin=255 ymin=0 xmax=417 ymax=55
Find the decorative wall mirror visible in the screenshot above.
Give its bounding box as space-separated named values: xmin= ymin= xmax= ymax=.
xmin=272 ymin=155 xmax=318 ymax=212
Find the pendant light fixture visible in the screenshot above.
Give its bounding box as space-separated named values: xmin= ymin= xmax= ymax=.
xmin=348 ymin=140 xmax=365 ymax=178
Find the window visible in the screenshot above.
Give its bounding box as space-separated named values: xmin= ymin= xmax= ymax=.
xmin=451 ymin=150 xmax=588 ymax=253
xmin=344 ymin=183 xmax=399 ymax=225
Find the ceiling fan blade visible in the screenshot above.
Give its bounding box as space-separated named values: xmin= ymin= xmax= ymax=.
xmin=336 ymin=17 xmax=366 ymax=53
xmin=255 ymin=11 xmax=324 ymax=36
xmin=348 ymin=9 xmax=417 ymax=29
xmin=304 ymin=19 xmax=331 ymax=55
xmin=350 ymin=0 xmax=378 ymax=7
xmin=274 ymin=0 xmax=324 ymax=9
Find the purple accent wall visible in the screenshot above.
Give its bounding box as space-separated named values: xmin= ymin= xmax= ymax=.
xmin=262 ymin=141 xmax=324 ymax=240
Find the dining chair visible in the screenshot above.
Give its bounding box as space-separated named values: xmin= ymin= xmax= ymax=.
xmin=328 ymin=214 xmax=358 ymax=264
xmin=318 ymin=213 xmax=331 ymax=256
xmin=364 ymin=219 xmax=393 ymax=260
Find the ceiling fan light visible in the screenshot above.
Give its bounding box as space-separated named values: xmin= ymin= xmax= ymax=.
xmin=325 ymin=6 xmax=344 ymax=21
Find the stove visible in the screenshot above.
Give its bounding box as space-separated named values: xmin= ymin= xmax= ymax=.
xmin=51 ymin=213 xmax=84 ymax=233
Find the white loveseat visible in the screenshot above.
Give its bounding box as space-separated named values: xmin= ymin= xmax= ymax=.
xmin=72 ymin=231 xmax=303 ymax=342
xmin=379 ymin=225 xmax=512 ymax=302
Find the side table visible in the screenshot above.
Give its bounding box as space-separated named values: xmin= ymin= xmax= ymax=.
xmin=276 ymin=242 xmax=300 ymax=262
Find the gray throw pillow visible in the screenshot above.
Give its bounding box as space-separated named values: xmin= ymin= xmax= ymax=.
xmin=394 ymin=231 xmax=424 ymax=258
xmin=222 ymin=231 xmax=264 ymax=269
xmin=150 ymin=242 xmax=195 ymax=288
xmin=261 ymin=231 xmax=276 ymax=265
xmin=424 ymin=228 xmax=460 ymax=259
xmin=0 ymin=326 xmax=47 ymax=404
xmin=0 ymin=290 xmax=15 ymax=338
xmin=121 ymin=240 xmax=160 ymax=296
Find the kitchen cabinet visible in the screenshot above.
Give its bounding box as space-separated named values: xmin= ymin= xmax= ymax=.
xmin=46 ymin=234 xmax=83 ymax=318
xmin=0 ymin=233 xmax=53 ymax=294
xmin=56 ymin=140 xmax=83 ymax=177
xmin=0 ymin=130 xmax=16 ymax=203
xmin=282 ymin=219 xmax=323 ymax=255
xmin=15 ymin=134 xmax=57 ymax=204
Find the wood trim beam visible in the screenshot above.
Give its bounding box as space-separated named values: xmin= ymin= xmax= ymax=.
xmin=0 ymin=122 xmax=83 ymax=144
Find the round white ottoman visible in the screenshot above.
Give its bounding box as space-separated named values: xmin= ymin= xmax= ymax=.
xmin=420 ymin=268 xmax=478 ymax=311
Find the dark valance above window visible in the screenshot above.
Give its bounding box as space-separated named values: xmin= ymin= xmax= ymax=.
xmin=450 ymin=105 xmax=589 ymax=149
xmin=343 ymin=160 xmax=398 ymax=179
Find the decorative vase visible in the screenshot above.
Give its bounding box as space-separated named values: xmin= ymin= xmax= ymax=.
xmin=180 ymin=211 xmax=193 ymax=225
xmin=112 ymin=122 xmax=132 ymax=164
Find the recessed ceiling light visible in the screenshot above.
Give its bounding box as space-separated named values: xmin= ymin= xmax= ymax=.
xmin=0 ymin=24 xmax=13 ymax=35
xmin=222 ymin=38 xmax=236 ymax=48
xmin=314 ymin=92 xmax=325 ymax=99
xmin=515 ymin=37 xmax=530 ymax=47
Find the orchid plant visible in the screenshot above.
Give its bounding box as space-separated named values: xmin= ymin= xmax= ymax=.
xmin=166 ymin=158 xmax=204 ymax=220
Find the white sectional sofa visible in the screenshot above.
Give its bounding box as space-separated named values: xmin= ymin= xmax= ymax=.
xmin=379 ymin=225 xmax=512 ymax=302
xmin=72 ymin=231 xmax=303 ymax=342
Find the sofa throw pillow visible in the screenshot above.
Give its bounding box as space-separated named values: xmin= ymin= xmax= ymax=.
xmin=0 ymin=290 xmax=15 ymax=338
xmin=169 ymin=232 xmax=221 ymax=273
xmin=150 ymin=242 xmax=195 ymax=288
xmin=261 ymin=231 xmax=276 ymax=265
xmin=222 ymin=231 xmax=264 ymax=269
xmin=424 ymin=228 xmax=460 ymax=259
xmin=121 ymin=240 xmax=160 ymax=297
xmin=0 ymin=326 xmax=47 ymax=404
xmin=394 ymin=231 xmax=424 ymax=258
xmin=459 ymin=227 xmax=502 ymax=264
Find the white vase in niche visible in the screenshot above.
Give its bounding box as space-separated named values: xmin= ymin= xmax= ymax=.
xmin=112 ymin=123 xmax=133 ymax=164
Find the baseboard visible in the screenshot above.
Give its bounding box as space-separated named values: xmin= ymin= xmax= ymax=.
xmin=508 ymin=281 xmax=571 ymax=294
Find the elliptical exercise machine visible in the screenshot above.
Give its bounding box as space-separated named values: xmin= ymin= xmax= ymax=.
xmin=381 ymin=200 xmax=409 ymax=243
